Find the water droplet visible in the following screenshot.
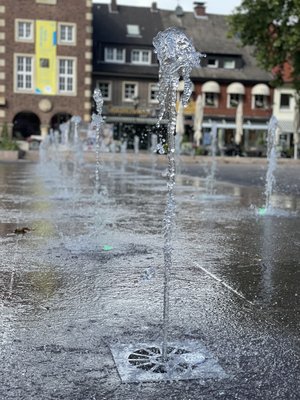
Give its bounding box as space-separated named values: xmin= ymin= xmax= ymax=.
xmin=141 ymin=266 xmax=156 ymax=281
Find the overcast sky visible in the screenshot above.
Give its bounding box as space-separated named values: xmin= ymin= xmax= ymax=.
xmin=93 ymin=1 xmax=241 ymax=15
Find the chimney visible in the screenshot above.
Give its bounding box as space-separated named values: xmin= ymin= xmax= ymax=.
xmin=109 ymin=0 xmax=118 ymax=13
xmin=194 ymin=2 xmax=206 ymax=17
xmin=175 ymin=5 xmax=184 ymax=18
xmin=151 ymin=2 xmax=158 ymax=12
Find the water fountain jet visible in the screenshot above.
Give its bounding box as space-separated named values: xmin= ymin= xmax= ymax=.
xmin=258 ymin=116 xmax=279 ymax=216
xmin=91 ymin=89 xmax=104 ymax=196
xmin=153 ymin=26 xmax=202 ymax=363
xmin=110 ymin=27 xmax=226 ymax=383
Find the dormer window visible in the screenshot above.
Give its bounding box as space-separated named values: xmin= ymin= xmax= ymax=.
xmin=104 ymin=47 xmax=125 ymax=63
xmin=224 ymin=59 xmax=236 ymax=69
xmin=207 ymin=58 xmax=218 ymax=68
xmin=127 ymin=24 xmax=140 ymax=37
xmin=131 ymin=49 xmax=151 ymax=65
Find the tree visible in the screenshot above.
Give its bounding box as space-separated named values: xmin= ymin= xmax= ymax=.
xmin=228 ymin=0 xmax=300 ymax=90
xmin=228 ymin=0 xmax=300 ymax=158
xmin=0 ymin=122 xmax=19 ymax=151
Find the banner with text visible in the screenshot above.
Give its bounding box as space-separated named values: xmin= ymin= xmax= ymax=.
xmin=35 ymin=20 xmax=57 ymax=95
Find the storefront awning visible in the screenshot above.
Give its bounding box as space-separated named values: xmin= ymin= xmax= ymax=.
xmin=202 ymin=121 xmax=268 ymax=130
xmin=105 ymin=116 xmax=168 ymax=125
xmin=227 ymin=82 xmax=245 ymax=95
xmin=177 ymin=80 xmax=195 ymax=92
xmin=201 ymin=81 xmax=221 ymax=93
xmin=251 ymin=84 xmax=270 ymax=96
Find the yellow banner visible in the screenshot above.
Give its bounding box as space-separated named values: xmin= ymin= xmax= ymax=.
xmin=35 ymin=20 xmax=57 ymax=95
xmin=176 ymin=100 xmax=196 ymax=115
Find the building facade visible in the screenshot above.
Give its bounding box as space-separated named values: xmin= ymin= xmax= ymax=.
xmin=92 ymin=1 xmax=274 ymax=154
xmin=272 ymin=63 xmax=299 ymax=158
xmin=93 ymin=1 xmax=164 ymax=149
xmin=0 ymin=0 xmax=93 ymax=139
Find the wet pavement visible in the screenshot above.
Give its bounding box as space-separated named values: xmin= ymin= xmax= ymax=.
xmin=0 ymin=153 xmax=299 ymax=399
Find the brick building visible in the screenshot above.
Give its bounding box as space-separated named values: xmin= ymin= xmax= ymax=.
xmin=92 ymin=1 xmax=274 ymax=154
xmin=0 ymin=0 xmax=93 ymax=139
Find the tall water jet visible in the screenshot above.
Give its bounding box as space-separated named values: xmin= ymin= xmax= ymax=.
xmin=205 ymin=123 xmax=218 ymax=196
xmin=70 ymin=116 xmax=82 ymax=211
xmin=91 ymin=89 xmax=104 ymax=196
xmin=90 ymin=88 xmax=108 ymax=235
xmin=134 ymin=135 xmax=140 ymax=154
xmin=151 ymin=133 xmax=158 ymax=172
xmin=111 ymin=28 xmax=226 ymax=383
xmin=71 ymin=116 xmax=81 ymax=145
xmin=153 ymin=26 xmax=201 ymax=362
xmin=259 ymin=116 xmax=279 ymax=215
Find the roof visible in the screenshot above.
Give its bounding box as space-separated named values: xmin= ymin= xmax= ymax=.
xmin=92 ymin=3 xmax=273 ymax=83
xmin=159 ymin=10 xmax=273 ymax=82
xmin=94 ymin=63 xmax=158 ymax=79
xmin=93 ymin=4 xmax=163 ymax=46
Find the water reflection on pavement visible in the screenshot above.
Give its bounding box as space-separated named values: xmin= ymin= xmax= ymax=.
xmin=0 ymin=157 xmax=299 ymax=400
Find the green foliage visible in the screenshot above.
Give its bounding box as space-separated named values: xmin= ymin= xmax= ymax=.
xmin=194 ymin=146 xmax=206 ymax=156
xmin=181 ymin=134 xmax=190 ymax=143
xmin=228 ymin=0 xmax=300 ymax=91
xmin=0 ymin=123 xmax=19 ymax=151
xmin=282 ymin=147 xmax=294 ymax=157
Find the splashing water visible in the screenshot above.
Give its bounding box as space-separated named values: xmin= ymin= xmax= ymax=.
xmin=91 ymin=89 xmax=104 ymax=194
xmin=154 ymin=27 xmax=202 ymax=126
xmin=70 ymin=116 xmax=82 ymax=211
xmin=71 ymin=115 xmax=82 ymax=146
xmin=134 ymin=135 xmax=140 ymax=155
xmin=260 ymin=116 xmax=278 ymax=215
xmin=153 ymin=27 xmax=201 ymax=362
xmin=205 ymin=123 xmax=218 ymax=195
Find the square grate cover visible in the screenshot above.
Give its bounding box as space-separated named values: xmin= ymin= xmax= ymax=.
xmin=109 ymin=340 xmax=228 ymax=383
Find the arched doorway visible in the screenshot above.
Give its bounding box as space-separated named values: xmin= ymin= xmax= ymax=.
xmin=12 ymin=112 xmax=41 ymax=139
xmin=50 ymin=113 xmax=72 ymax=131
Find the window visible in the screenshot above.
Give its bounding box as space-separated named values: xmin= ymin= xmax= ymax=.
xmin=207 ymin=58 xmax=218 ymax=68
xmin=15 ymin=55 xmax=34 ymax=91
xmin=280 ymin=93 xmax=291 ymax=109
xmin=123 ymin=82 xmax=138 ymax=101
xmin=96 ymin=81 xmax=112 ymax=101
xmin=224 ymin=59 xmax=235 ymax=69
xmin=15 ymin=20 xmax=34 ymax=42
xmin=149 ymin=83 xmax=159 ymax=103
xmin=228 ymin=94 xmax=241 ymax=108
xmin=104 ymin=47 xmax=125 ymax=63
xmin=127 ymin=24 xmax=140 ymax=36
xmin=58 ymin=23 xmax=76 ymax=45
xmin=253 ymin=94 xmax=268 ymax=109
xmin=131 ymin=50 xmax=151 ymax=65
xmin=58 ymin=58 xmax=76 ymax=94
xmin=205 ymin=92 xmax=218 ymax=107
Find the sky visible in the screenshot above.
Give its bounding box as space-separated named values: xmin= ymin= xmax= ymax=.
xmin=93 ymin=1 xmax=241 ymax=15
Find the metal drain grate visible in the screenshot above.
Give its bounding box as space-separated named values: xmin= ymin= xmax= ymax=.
xmin=128 ymin=346 xmax=205 ymax=374
xmin=110 ymin=341 xmax=227 ymax=383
